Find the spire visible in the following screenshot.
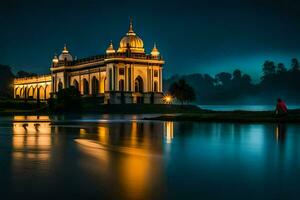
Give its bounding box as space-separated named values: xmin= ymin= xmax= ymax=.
xmin=106 ymin=40 xmax=116 ymax=54
xmin=62 ymin=44 xmax=69 ymax=53
xmin=127 ymin=17 xmax=136 ymax=35
xmin=151 ymin=42 xmax=160 ymax=57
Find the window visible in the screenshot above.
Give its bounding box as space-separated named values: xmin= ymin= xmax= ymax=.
xmin=154 ymin=70 xmax=158 ymax=77
xmin=119 ymin=68 xmax=125 ymax=75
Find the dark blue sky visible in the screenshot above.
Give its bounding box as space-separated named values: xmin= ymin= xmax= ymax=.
xmin=1 ymin=0 xmax=300 ymax=81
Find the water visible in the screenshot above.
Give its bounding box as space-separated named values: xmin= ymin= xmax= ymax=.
xmin=200 ymin=104 xmax=300 ymax=111
xmin=1 ymin=115 xmax=300 ymax=199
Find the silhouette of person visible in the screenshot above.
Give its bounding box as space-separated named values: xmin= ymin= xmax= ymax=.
xmin=275 ymin=98 xmax=288 ymax=115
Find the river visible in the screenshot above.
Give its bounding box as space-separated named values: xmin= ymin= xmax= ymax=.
xmin=0 ymin=115 xmax=300 ymax=199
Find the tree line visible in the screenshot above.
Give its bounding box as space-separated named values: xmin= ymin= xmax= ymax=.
xmin=164 ymin=58 xmax=300 ymax=104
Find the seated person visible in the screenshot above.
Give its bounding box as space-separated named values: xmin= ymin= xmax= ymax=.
xmin=275 ymin=98 xmax=288 ymax=115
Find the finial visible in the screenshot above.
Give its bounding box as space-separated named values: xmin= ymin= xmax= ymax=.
xmin=63 ymin=43 xmax=69 ymax=53
xmin=106 ymin=40 xmax=116 ymax=54
xmin=127 ymin=17 xmax=135 ymax=35
xmin=151 ymin=42 xmax=160 ymax=57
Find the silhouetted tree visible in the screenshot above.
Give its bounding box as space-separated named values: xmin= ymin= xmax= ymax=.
xmin=16 ymin=70 xmax=37 ymax=78
xmin=215 ymin=72 xmax=232 ymax=86
xmin=291 ymin=58 xmax=300 ymax=72
xmin=233 ymin=69 xmax=242 ymax=80
xmin=0 ymin=65 xmax=14 ymax=98
xmin=277 ymin=63 xmax=287 ymax=74
xmin=49 ymin=86 xmax=82 ymax=112
xmin=164 ymin=57 xmax=300 ymax=105
xmin=262 ymin=61 xmax=276 ymax=78
xmin=169 ymin=79 xmax=196 ymax=104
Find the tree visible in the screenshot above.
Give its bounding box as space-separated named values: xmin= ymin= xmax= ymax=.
xmin=16 ymin=70 xmax=37 ymax=78
xmin=0 ymin=65 xmax=14 ymax=98
xmin=233 ymin=69 xmax=242 ymax=80
xmin=169 ymin=79 xmax=196 ymax=104
xmin=49 ymin=86 xmax=82 ymax=112
xmin=277 ymin=63 xmax=287 ymax=74
xmin=215 ymin=72 xmax=232 ymax=86
xmin=262 ymin=60 xmax=276 ymax=77
xmin=242 ymin=74 xmax=251 ymax=84
xmin=291 ymin=58 xmax=300 ymax=72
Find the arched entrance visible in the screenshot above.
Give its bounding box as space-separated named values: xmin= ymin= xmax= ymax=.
xmin=58 ymin=81 xmax=63 ymax=91
xmin=83 ymin=79 xmax=89 ymax=95
xmin=39 ymin=86 xmax=45 ymax=100
xmin=73 ymin=79 xmax=79 ymax=91
xmin=119 ymin=79 xmax=124 ymax=92
xmin=20 ymin=88 xmax=24 ymax=99
xmin=135 ymin=76 xmax=144 ymax=104
xmin=45 ymin=85 xmax=50 ymax=99
xmin=27 ymin=87 xmax=34 ymax=99
xmin=154 ymin=81 xmax=158 ymax=92
xmin=134 ymin=76 xmax=143 ymax=93
xmin=15 ymin=88 xmax=20 ymax=99
xmin=92 ymin=77 xmax=99 ymax=96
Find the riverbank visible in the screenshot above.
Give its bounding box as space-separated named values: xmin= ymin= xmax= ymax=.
xmin=0 ymin=101 xmax=202 ymax=115
xmin=145 ymin=110 xmax=300 ymax=123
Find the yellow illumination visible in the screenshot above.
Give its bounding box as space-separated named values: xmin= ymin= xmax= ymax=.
xmin=163 ymin=94 xmax=173 ymax=104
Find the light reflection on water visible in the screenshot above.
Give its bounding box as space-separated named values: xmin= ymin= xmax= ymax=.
xmin=0 ymin=115 xmax=300 ymax=199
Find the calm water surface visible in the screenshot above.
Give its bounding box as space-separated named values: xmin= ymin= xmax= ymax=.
xmin=1 ymin=115 xmax=300 ymax=199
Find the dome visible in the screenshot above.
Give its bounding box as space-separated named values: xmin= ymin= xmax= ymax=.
xmin=151 ymin=43 xmax=160 ymax=57
xmin=106 ymin=41 xmax=116 ymax=54
xmin=52 ymin=54 xmax=59 ymax=63
xmin=59 ymin=44 xmax=73 ymax=61
xmin=118 ymin=20 xmax=145 ymax=53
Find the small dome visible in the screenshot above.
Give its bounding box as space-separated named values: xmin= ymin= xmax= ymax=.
xmin=106 ymin=41 xmax=116 ymax=54
xmin=52 ymin=54 xmax=59 ymax=63
xmin=59 ymin=44 xmax=73 ymax=61
xmin=118 ymin=19 xmax=145 ymax=53
xmin=151 ymin=43 xmax=160 ymax=57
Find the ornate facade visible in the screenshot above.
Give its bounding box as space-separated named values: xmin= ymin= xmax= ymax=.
xmin=14 ymin=20 xmax=164 ymax=104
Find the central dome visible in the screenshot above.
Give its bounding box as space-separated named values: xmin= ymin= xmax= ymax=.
xmin=118 ymin=20 xmax=145 ymax=53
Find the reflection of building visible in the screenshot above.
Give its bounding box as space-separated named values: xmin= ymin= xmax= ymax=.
xmin=13 ymin=19 xmax=164 ymax=104
xmin=164 ymin=121 xmax=174 ymax=143
xmin=12 ymin=116 xmax=52 ymax=162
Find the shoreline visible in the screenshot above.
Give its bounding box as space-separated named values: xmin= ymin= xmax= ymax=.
xmin=144 ymin=110 xmax=300 ymax=123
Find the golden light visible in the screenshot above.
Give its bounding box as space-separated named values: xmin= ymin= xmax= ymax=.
xmin=163 ymin=94 xmax=173 ymax=104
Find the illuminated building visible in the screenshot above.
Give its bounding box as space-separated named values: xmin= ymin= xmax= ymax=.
xmin=13 ymin=19 xmax=164 ymax=104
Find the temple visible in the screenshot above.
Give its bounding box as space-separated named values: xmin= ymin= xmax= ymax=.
xmin=13 ymin=19 xmax=164 ymax=104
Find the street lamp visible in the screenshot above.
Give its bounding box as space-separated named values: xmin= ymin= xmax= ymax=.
xmin=163 ymin=95 xmax=173 ymax=104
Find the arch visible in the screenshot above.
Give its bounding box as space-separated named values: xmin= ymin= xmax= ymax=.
xmin=45 ymin=85 xmax=51 ymax=99
xmin=119 ymin=79 xmax=125 ymax=92
xmin=15 ymin=87 xmax=20 ymax=99
xmin=20 ymin=88 xmax=24 ymax=99
xmin=73 ymin=79 xmax=79 ymax=91
xmin=83 ymin=78 xmax=89 ymax=95
xmin=154 ymin=81 xmax=158 ymax=92
xmin=33 ymin=86 xmax=38 ymax=99
xmin=100 ymin=77 xmax=105 ymax=93
xmin=134 ymin=76 xmax=144 ymax=93
xmin=91 ymin=77 xmax=99 ymax=96
xmin=58 ymin=81 xmax=63 ymax=91
xmin=27 ymin=87 xmax=34 ymax=99
xmin=38 ymin=86 xmax=45 ymax=100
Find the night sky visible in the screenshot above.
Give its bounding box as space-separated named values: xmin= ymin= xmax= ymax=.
xmin=1 ymin=0 xmax=300 ymax=81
